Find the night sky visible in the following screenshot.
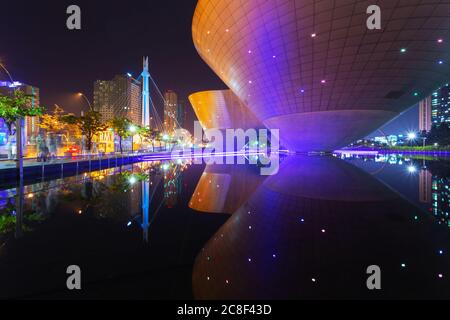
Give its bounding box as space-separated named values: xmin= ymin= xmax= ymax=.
xmin=1 ymin=0 xmax=417 ymax=135
xmin=0 ymin=0 xmax=226 ymax=131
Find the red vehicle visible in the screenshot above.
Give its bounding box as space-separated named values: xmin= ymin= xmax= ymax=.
xmin=65 ymin=146 xmax=80 ymax=157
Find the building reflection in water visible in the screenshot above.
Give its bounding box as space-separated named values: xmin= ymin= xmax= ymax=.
xmin=189 ymin=164 xmax=267 ymax=214
xmin=192 ymin=156 xmax=450 ymax=299
xmin=341 ymin=153 xmax=450 ymax=228
xmin=0 ymin=160 xmax=193 ymax=244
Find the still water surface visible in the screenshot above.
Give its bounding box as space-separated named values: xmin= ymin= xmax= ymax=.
xmin=0 ymin=154 xmax=449 ymax=299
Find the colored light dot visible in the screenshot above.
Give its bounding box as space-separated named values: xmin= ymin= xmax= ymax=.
xmin=413 ymin=92 xmax=419 ymax=96
xmin=439 ymin=250 xmax=444 ymax=255
xmin=311 ymin=33 xmax=317 ymax=38
xmin=207 ymin=276 xmax=210 ymax=281
xmin=273 ymin=254 xmax=277 ymax=258
xmin=300 ymin=89 xmax=305 ymax=93
xmin=438 ymin=60 xmax=444 ymax=65
xmin=312 ymin=278 xmax=317 ymax=282
xmin=225 ymin=29 xmax=229 ymax=32
xmin=273 ymin=55 xmax=276 ymax=58
xmin=321 ymin=80 xmax=326 ymax=84
xmin=248 ymin=50 xmax=252 ymax=54
xmin=248 ymin=258 xmax=252 ymax=262
xmin=248 ymin=80 xmax=252 ymax=84
xmin=249 ymin=226 xmax=252 ymax=230
xmin=226 ymin=280 xmax=230 ymax=284
xmin=401 ymin=263 xmax=406 ymax=268
xmin=300 ymin=218 xmax=305 ymax=222
xmin=400 ymin=48 xmax=407 ymax=53
xmin=414 ymin=216 xmax=419 ymax=220
xmin=438 ymin=38 xmax=443 ymax=43
xmin=438 ymin=274 xmax=443 ymax=279
xmin=321 ymin=229 xmax=326 ymax=233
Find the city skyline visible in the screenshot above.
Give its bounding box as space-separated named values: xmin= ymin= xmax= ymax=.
xmin=1 ymin=0 xmax=450 ymax=302
xmin=0 ymin=0 xmax=227 ymax=133
xmin=0 ymin=0 xmax=431 ymax=138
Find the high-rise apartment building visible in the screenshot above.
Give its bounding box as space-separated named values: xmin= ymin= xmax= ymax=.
xmin=419 ymin=96 xmax=432 ymax=133
xmin=164 ymin=90 xmax=178 ymax=133
xmin=93 ymin=75 xmax=142 ymax=125
xmin=431 ymin=84 xmax=450 ymax=128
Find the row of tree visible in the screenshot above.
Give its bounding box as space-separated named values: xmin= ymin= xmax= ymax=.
xmin=40 ymin=106 xmax=162 ymax=154
xmin=1 ymin=90 xmax=162 ymax=156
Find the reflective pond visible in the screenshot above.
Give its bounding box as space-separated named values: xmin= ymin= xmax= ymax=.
xmin=0 ymin=154 xmax=449 ymax=299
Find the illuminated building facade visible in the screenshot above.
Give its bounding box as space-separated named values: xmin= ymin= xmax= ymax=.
xmin=0 ymin=81 xmax=40 ymax=156
xmin=431 ymin=84 xmax=450 ymax=128
xmin=93 ymin=75 xmax=142 ymax=125
xmin=164 ymin=90 xmax=178 ymax=133
xmin=419 ymin=96 xmax=432 ymax=133
xmin=189 ymin=90 xmax=262 ymax=130
xmin=192 ymin=0 xmax=450 ymax=151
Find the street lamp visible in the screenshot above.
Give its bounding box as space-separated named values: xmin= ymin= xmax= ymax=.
xmin=77 ymin=92 xmax=93 ymax=111
xmin=0 ymin=62 xmax=14 ymax=83
xmin=407 ymin=132 xmax=417 ymax=140
xmin=129 ymin=125 xmax=137 ymax=153
xmin=1 ymin=61 xmax=25 ymax=238
xmin=407 ymin=132 xmax=417 ymax=147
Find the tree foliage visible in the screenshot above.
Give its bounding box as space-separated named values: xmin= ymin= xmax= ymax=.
xmin=109 ymin=117 xmax=133 ymax=154
xmin=0 ymin=90 xmax=44 ymax=134
xmin=39 ymin=105 xmax=67 ymax=133
xmin=62 ymin=111 xmax=106 ymax=152
xmin=427 ymin=125 xmax=450 ymax=146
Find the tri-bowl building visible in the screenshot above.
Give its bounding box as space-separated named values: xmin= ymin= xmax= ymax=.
xmin=191 ymin=0 xmax=450 ymax=151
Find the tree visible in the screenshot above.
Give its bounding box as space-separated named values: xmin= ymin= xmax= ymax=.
xmin=0 ymin=90 xmax=43 ymax=134
xmin=109 ymin=117 xmax=133 ymax=154
xmin=137 ymin=126 xmax=159 ymax=151
xmin=62 ymin=111 xmax=106 ymax=152
xmin=427 ymin=125 xmax=450 ymax=146
xmin=39 ymin=105 xmax=66 ymax=134
xmin=0 ymin=90 xmax=44 ymax=159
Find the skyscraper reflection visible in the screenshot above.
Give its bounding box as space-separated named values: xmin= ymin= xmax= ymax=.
xmin=192 ymin=156 xmax=449 ymax=299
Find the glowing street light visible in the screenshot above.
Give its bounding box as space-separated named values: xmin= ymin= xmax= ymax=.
xmin=407 ymin=132 xmax=417 ymax=140
xmin=77 ymin=92 xmax=93 ymax=111
xmin=408 ymin=165 xmax=417 ymax=174
xmin=128 ymin=125 xmax=137 ymax=133
xmin=128 ymin=176 xmax=137 ymax=185
xmin=129 ymin=125 xmax=137 ymax=153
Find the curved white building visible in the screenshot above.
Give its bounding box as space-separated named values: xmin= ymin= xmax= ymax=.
xmin=189 ymin=90 xmax=262 ymax=130
xmin=192 ymin=0 xmax=450 ymax=151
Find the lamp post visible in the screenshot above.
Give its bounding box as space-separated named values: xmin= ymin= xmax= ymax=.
xmin=407 ymin=132 xmax=417 ymax=147
xmin=129 ymin=125 xmax=137 ymax=154
xmin=1 ymin=62 xmax=24 ymax=238
xmin=77 ymin=92 xmax=93 ymax=111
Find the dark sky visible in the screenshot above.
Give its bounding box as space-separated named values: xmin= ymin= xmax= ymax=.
xmin=368 ymin=104 xmax=419 ymax=138
xmin=1 ymin=0 xmax=417 ymax=135
xmin=0 ymin=0 xmax=226 ymax=131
